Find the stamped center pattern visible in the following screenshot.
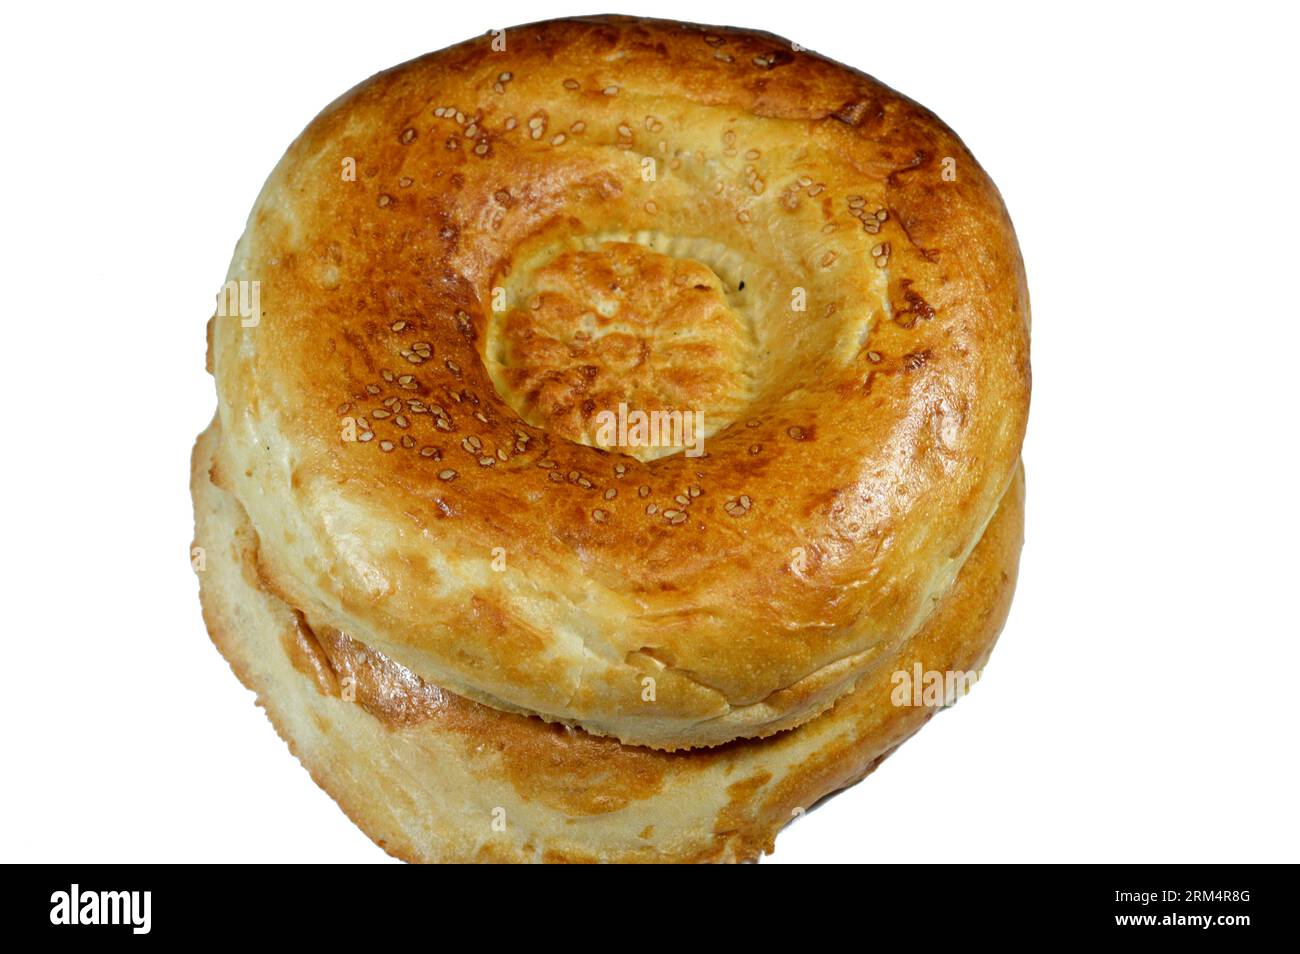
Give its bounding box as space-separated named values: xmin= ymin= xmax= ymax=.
xmin=486 ymin=240 xmax=758 ymax=460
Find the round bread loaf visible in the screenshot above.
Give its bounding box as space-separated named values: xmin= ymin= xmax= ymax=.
xmin=202 ymin=15 xmax=1028 ymax=754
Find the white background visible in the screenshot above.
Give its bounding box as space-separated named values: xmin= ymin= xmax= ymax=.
xmin=2 ymin=1 xmax=1296 ymax=863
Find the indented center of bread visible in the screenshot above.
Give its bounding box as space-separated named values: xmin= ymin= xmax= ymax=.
xmin=485 ymin=238 xmax=759 ymax=460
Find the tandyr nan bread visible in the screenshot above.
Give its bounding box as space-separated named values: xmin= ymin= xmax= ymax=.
xmin=194 ymin=15 xmax=1030 ymax=862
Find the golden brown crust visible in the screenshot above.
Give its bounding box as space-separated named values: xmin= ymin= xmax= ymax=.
xmin=193 ymin=421 xmax=1024 ymax=862
xmin=208 ymin=15 xmax=1029 ymax=748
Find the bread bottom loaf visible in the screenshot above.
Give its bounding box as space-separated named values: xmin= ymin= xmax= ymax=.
xmin=192 ymin=422 xmax=1024 ymax=863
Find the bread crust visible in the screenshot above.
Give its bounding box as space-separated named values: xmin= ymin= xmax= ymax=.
xmin=208 ymin=14 xmax=1029 ymax=748
xmin=192 ymin=422 xmax=1024 ymax=862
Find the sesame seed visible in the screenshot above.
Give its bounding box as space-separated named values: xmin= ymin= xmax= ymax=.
xmin=788 ymin=426 xmax=806 ymax=440
xmin=438 ymin=469 xmax=457 ymax=481
xmin=401 ymin=127 xmax=417 ymax=143
xmin=725 ymin=494 xmax=753 ymax=517
xmin=638 ymin=485 xmax=650 ymax=497
xmin=379 ymin=441 xmax=394 ymax=452
xmin=377 ymin=194 xmax=392 ymax=207
xmin=603 ymin=85 xmax=619 ymax=95
xmin=592 ymin=509 xmax=608 ymax=523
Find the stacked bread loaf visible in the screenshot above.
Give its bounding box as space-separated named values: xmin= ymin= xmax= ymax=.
xmin=193 ymin=15 xmax=1030 ymax=862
